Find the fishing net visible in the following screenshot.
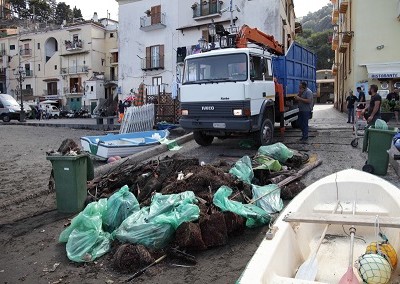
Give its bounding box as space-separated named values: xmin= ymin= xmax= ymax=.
xmin=356 ymin=253 xmax=392 ymax=284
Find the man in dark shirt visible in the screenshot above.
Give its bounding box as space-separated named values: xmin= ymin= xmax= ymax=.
xmin=386 ymin=88 xmax=399 ymax=123
xmin=362 ymin=84 xmax=381 ymax=126
xmin=356 ymin=86 xmax=366 ymax=110
xmin=346 ymin=90 xmax=358 ymax=123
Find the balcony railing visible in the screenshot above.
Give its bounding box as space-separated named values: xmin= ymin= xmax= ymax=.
xmin=331 ymin=34 xmax=339 ymax=50
xmin=20 ymin=48 xmax=32 ymax=56
xmin=43 ymin=89 xmax=61 ymax=96
xmin=192 ymin=0 xmax=222 ymax=19
xmin=141 ymin=56 xmax=165 ymax=70
xmin=24 ymin=70 xmax=33 ymax=77
xmin=64 ymin=87 xmax=83 ymax=94
xmin=21 ymin=89 xmax=33 ymax=96
xmin=65 ymin=39 xmax=83 ymax=51
xmin=140 ymin=12 xmax=166 ymax=31
xmin=61 ymin=65 xmax=89 ymax=74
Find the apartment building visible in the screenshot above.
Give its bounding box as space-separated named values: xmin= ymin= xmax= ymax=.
xmin=331 ymin=0 xmax=400 ymax=111
xmin=0 ymin=16 xmax=118 ymax=112
xmin=116 ymin=0 xmax=297 ymax=97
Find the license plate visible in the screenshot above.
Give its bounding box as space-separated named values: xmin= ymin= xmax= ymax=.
xmin=213 ymin=123 xmax=226 ymax=128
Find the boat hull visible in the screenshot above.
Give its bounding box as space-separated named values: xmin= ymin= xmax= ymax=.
xmin=80 ymin=130 xmax=168 ymax=159
xmin=238 ymin=169 xmax=400 ymax=283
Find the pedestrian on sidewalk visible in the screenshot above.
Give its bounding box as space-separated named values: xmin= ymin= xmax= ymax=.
xmin=295 ymin=81 xmax=313 ymax=142
xmin=118 ymin=100 xmax=125 ymax=123
xmin=386 ymin=88 xmax=399 ymax=123
xmin=346 ymin=90 xmax=358 ymax=123
xmin=362 ymin=84 xmax=382 ymax=126
xmin=356 ymin=86 xmax=366 ymax=110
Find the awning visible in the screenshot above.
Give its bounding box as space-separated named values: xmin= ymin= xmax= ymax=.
xmin=43 ymin=78 xmax=59 ymax=82
xmin=363 ymin=62 xmax=400 ymax=79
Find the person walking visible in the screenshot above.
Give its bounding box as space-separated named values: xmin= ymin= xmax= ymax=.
xmin=295 ymin=81 xmax=314 ymax=142
xmin=386 ymin=88 xmax=399 ymax=123
xmin=346 ymin=90 xmax=358 ymax=123
xmin=117 ymin=100 xmax=125 ymax=123
xmin=356 ymin=86 xmax=366 ymax=110
xmin=362 ymin=84 xmax=382 ymax=126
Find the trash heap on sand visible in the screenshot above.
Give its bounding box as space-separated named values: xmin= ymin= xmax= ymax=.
xmin=59 ymin=143 xmax=318 ymax=275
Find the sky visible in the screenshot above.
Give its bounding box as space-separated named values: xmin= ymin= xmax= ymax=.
xmin=293 ymin=0 xmax=330 ymax=17
xmin=62 ymin=0 xmax=330 ymax=22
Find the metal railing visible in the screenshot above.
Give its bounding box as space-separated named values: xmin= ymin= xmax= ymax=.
xmin=192 ymin=0 xmax=222 ymax=18
xmin=140 ymin=12 xmax=166 ymax=28
xmin=61 ymin=65 xmax=89 ymax=74
xmin=65 ymin=39 xmax=83 ymax=51
xmin=25 ymin=70 xmax=33 ymax=77
xmin=141 ymin=56 xmax=165 ymax=70
xmin=20 ymin=48 xmax=32 ymax=56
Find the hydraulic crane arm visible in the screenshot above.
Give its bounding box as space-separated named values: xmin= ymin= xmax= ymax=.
xmin=236 ymin=24 xmax=284 ymax=55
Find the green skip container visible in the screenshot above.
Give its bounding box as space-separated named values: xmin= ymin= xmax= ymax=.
xmin=362 ymin=126 xmax=398 ymax=175
xmin=46 ymin=154 xmax=91 ymax=213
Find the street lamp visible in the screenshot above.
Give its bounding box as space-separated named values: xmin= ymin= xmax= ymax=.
xmin=208 ymin=22 xmax=216 ymax=49
xmin=17 ymin=66 xmax=26 ymax=122
xmin=198 ymin=37 xmax=207 ymax=51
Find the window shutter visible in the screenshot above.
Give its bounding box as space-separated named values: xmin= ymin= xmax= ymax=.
xmin=151 ymin=5 xmax=161 ymax=24
xmin=159 ymin=45 xmax=164 ymax=68
xmin=146 ymin=46 xmax=151 ymax=69
xmin=202 ymin=30 xmax=209 ymax=43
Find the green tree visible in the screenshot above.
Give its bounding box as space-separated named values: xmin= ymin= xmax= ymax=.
xmin=28 ymin=0 xmax=51 ymax=22
xmin=8 ymin=0 xmax=29 ymax=19
xmin=46 ymin=0 xmax=57 ymax=22
xmin=72 ymin=6 xmax=82 ymax=19
xmin=55 ymin=1 xmax=71 ymax=24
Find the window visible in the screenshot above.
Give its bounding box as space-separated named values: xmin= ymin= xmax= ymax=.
xmin=250 ymin=56 xmax=265 ymax=81
xmin=38 ymin=64 xmax=40 ymax=71
xmin=91 ymin=86 xmax=94 ymax=92
xmin=47 ymin=82 xmax=57 ymax=95
xmin=73 ymin=34 xmax=79 ymax=42
xmin=10 ymin=44 xmax=15 ymax=50
xmin=54 ymin=65 xmax=57 ymax=70
xmin=110 ymin=33 xmax=114 ymax=38
xmin=152 ymin=76 xmax=162 ymax=86
xmin=37 ymin=43 xmax=40 ymax=49
xmin=145 ymin=44 xmax=164 ymax=69
xmin=26 ymin=84 xmax=32 ymax=89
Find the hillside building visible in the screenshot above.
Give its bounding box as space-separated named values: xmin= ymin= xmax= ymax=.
xmin=0 ymin=16 xmax=119 ymax=112
xmin=331 ymin=0 xmax=400 ymax=111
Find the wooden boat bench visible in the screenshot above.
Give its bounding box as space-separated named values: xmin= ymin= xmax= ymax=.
xmin=283 ymin=212 xmax=400 ymax=228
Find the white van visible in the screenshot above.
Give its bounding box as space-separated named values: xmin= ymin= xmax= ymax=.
xmin=40 ymin=103 xmax=60 ymax=119
xmin=0 ymin=94 xmax=21 ymax=122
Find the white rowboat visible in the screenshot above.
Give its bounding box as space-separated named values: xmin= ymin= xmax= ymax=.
xmin=80 ymin=130 xmax=169 ymax=159
xmin=238 ymin=169 xmax=400 ymax=283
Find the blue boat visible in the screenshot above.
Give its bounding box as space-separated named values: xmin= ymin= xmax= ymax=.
xmin=80 ymin=130 xmax=169 ymax=159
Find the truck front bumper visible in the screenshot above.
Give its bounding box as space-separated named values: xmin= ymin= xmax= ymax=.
xmin=179 ymin=117 xmax=254 ymax=133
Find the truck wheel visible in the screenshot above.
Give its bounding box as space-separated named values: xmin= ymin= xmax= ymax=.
xmin=193 ymin=131 xmax=214 ymax=146
xmin=53 ymin=114 xmax=58 ymax=119
xmin=254 ymin=118 xmax=273 ymax=146
xmin=2 ymin=115 xmax=10 ymax=122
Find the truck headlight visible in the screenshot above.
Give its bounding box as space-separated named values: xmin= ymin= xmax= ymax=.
xmin=181 ymin=109 xmax=189 ymax=116
xmin=233 ymin=109 xmax=243 ymax=116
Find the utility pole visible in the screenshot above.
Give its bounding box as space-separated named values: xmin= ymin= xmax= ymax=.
xmin=17 ymin=34 xmax=25 ymax=122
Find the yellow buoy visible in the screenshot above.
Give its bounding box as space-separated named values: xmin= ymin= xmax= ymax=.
xmin=366 ymin=242 xmax=398 ymax=268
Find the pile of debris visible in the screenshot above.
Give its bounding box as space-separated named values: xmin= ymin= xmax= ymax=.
xmin=60 ymin=143 xmax=319 ymax=276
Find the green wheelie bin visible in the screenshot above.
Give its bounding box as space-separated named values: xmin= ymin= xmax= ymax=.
xmin=46 ymin=153 xmax=93 ymax=213
xmin=362 ymin=126 xmax=398 ymax=175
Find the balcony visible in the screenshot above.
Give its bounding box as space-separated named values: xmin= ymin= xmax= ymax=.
xmin=21 ymin=89 xmax=33 ymax=97
xmin=65 ymin=39 xmax=83 ymax=51
xmin=341 ymin=31 xmax=353 ymax=43
xmin=192 ymin=0 xmax=222 ymax=20
xmin=25 ymin=70 xmax=33 ymax=77
xmin=43 ymin=89 xmax=60 ymax=97
xmin=61 ymin=65 xmax=89 ymax=74
xmin=331 ymin=34 xmax=339 ymax=50
xmin=339 ymin=42 xmax=347 ymax=53
xmin=20 ymin=48 xmax=32 ymax=56
xmin=64 ymin=86 xmax=83 ymax=94
xmin=141 ymin=56 xmax=164 ymax=71
xmin=140 ymin=12 xmax=166 ymax=31
xmin=339 ymin=0 xmax=348 ymax=14
xmin=331 ymin=9 xmax=339 ymax=24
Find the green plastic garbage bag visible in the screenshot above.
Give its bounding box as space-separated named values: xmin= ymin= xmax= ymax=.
xmin=252 ymin=184 xmax=283 ymax=213
xmin=258 ymin=142 xmax=293 ymax=163
xmin=375 ymin=119 xmax=388 ymax=130
xmin=213 ymin=186 xmax=270 ymax=228
xmin=229 ymin=156 xmax=254 ymax=184
xmin=114 ymin=191 xmax=200 ymax=249
xmin=253 ymin=154 xmax=282 ymax=172
xmin=103 ymin=185 xmax=139 ymax=232
xmin=59 ymin=199 xmax=112 ymax=262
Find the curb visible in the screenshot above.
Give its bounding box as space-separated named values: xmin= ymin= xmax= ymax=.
xmin=94 ymin=132 xmax=194 ymax=177
xmin=2 ymin=121 xmax=119 ymax=131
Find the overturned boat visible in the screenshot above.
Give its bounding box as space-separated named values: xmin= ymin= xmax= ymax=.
xmin=238 ymin=169 xmax=400 ymax=283
xmin=80 ymin=130 xmax=169 ymax=159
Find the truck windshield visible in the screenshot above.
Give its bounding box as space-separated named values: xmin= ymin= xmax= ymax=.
xmin=183 ymin=53 xmax=248 ymax=84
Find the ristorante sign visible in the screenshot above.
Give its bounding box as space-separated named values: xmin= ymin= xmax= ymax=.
xmin=369 ymin=73 xmax=400 ymax=79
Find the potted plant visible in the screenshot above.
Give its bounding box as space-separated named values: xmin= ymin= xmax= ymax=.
xmin=380 ymin=99 xmax=394 ymax=122
xmin=191 ymin=3 xmax=198 ymax=9
xmin=145 ymin=9 xmax=151 ymax=16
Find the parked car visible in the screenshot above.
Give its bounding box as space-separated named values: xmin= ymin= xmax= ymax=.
xmin=0 ymin=94 xmax=22 ymax=122
xmin=40 ymin=104 xmax=60 ymax=119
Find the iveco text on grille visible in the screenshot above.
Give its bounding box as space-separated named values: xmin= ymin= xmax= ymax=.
xmin=201 ymin=106 xmax=215 ymax=111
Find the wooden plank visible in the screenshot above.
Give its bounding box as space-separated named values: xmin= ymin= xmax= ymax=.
xmin=283 ymin=212 xmax=400 ymax=228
